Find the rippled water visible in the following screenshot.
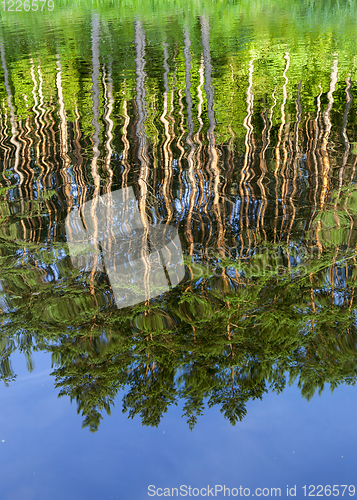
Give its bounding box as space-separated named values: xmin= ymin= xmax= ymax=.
xmin=1 ymin=2 xmax=357 ymax=497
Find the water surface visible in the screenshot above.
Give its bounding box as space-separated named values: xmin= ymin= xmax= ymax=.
xmin=1 ymin=1 xmax=357 ymax=498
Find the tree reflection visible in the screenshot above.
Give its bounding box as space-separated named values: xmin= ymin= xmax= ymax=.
xmin=0 ymin=10 xmax=357 ymax=431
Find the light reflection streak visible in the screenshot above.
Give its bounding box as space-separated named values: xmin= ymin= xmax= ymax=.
xmin=184 ymin=28 xmax=197 ymax=268
xmin=0 ymin=42 xmax=24 ymax=205
xmin=320 ymin=57 xmax=338 ymax=209
xmin=201 ymin=15 xmax=224 ymax=258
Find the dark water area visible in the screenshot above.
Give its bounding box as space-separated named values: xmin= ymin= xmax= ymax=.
xmin=0 ymin=2 xmax=357 ymax=498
